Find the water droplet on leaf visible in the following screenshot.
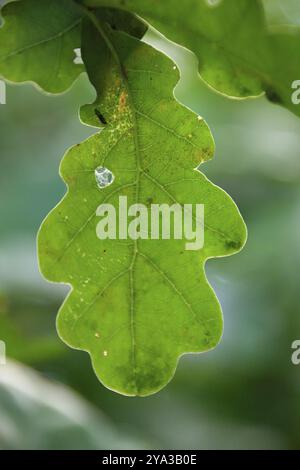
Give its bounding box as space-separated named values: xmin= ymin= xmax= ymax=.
xmin=95 ymin=166 xmax=115 ymax=189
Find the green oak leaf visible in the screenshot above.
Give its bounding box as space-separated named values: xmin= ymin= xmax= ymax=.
xmin=80 ymin=0 xmax=300 ymax=116
xmin=97 ymin=7 xmax=147 ymax=39
xmin=0 ymin=0 xmax=84 ymax=93
xmin=0 ymin=0 xmax=147 ymax=93
xmin=38 ymin=17 xmax=246 ymax=396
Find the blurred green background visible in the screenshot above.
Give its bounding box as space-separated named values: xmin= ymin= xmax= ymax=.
xmin=1 ymin=0 xmax=300 ymax=450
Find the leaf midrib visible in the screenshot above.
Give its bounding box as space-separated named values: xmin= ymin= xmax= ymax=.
xmin=81 ymin=8 xmax=140 ymax=393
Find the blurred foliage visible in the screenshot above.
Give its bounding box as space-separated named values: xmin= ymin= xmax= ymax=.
xmin=0 ymin=361 xmax=146 ymax=449
xmin=0 ymin=0 xmax=300 ymax=450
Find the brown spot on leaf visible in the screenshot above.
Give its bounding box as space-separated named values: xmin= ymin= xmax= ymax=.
xmin=118 ymin=91 xmax=127 ymax=112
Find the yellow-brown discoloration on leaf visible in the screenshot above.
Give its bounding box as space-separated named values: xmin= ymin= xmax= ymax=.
xmin=118 ymin=90 xmax=128 ymax=112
